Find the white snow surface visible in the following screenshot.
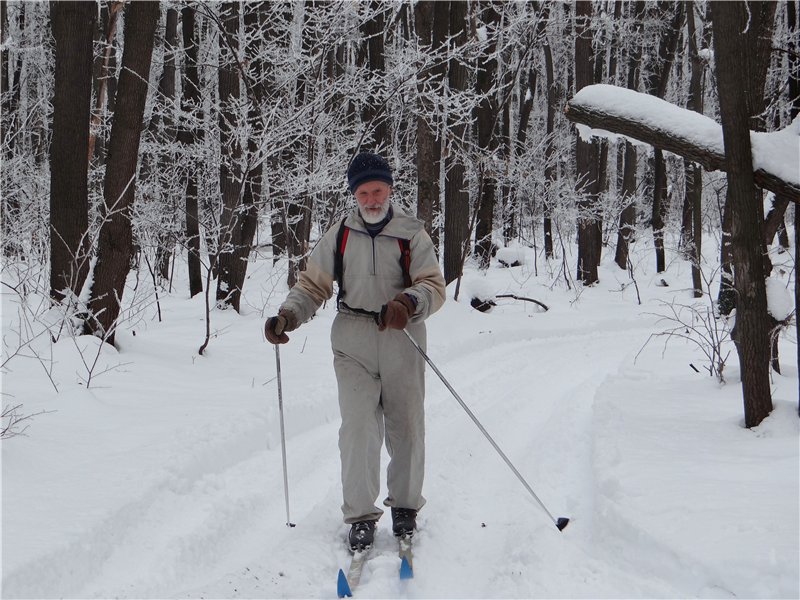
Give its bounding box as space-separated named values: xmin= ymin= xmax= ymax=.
xmin=572 ymin=84 xmax=800 ymax=187
xmin=766 ymin=276 xmax=794 ymax=321
xmin=2 ymin=241 xmax=798 ymax=599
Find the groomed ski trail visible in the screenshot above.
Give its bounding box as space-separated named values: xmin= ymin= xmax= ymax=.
xmin=176 ymin=316 xmax=697 ymax=599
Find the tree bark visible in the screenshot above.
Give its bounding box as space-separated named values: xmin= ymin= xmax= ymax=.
xmin=646 ymin=1 xmax=684 ymax=274
xmin=415 ymin=0 xmax=443 ymax=244
xmin=223 ymin=1 xmax=267 ymax=313
xmin=360 ymin=1 xmax=389 ymax=151
xmin=763 ymin=195 xmax=790 ymax=247
xmin=574 ymin=0 xmax=601 ymax=285
xmin=149 ymin=7 xmax=179 ymax=282
xmin=87 ymin=1 xmax=123 ymax=166
xmin=443 ymin=0 xmax=470 ymax=285
xmin=177 ymin=7 xmax=203 ymax=298
xmin=1 ymin=1 xmax=8 ymax=139
xmin=543 ymin=35 xmax=557 ymax=259
xmin=717 ymin=0 xmax=777 ymax=313
xmin=215 ymin=1 xmax=244 ymax=309
xmin=614 ymin=142 xmax=638 ymax=270
xmin=788 ymin=0 xmax=800 ymax=413
xmin=86 ymin=0 xmax=159 ymax=344
xmin=48 ymin=1 xmax=96 ymax=302
xmin=711 ymin=0 xmax=772 ymax=428
xmin=651 ymin=148 xmax=667 ymax=272
xmin=0 ymin=1 xmax=17 ymax=257
xmin=683 ymin=0 xmax=705 ymax=298
xmin=516 ymin=68 xmax=538 ymax=249
xmin=473 ymin=1 xmax=501 ymax=269
xmin=286 ymin=4 xmax=314 ymax=289
xmin=613 ymin=0 xmax=645 ymax=271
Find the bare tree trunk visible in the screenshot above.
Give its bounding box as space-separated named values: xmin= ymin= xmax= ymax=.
xmin=0 ymin=1 xmax=17 ymax=258
xmin=4 ymin=3 xmax=22 ymax=165
xmin=652 ymin=148 xmax=667 ymax=273
xmin=683 ymin=0 xmax=705 ymax=298
xmin=614 ymin=1 xmax=649 ymax=271
xmin=287 ymin=4 xmax=315 ymax=289
xmin=443 ymin=0 xmax=470 ymax=285
xmin=646 ymin=1 xmax=684 ymax=274
xmin=717 ymin=0 xmax=777 ymax=314
xmin=796 ymin=191 xmax=800 ymax=416
xmin=88 ymin=1 xmax=123 ymax=166
xmin=473 ymin=1 xmax=500 ymax=269
xmin=415 ymin=0 xmax=443 ymax=244
xmin=788 ymin=0 xmax=799 ymax=412
xmin=264 ymin=3 xmax=292 ymax=265
xmin=178 ymin=6 xmax=203 ymax=298
xmin=574 ymin=0 xmax=600 ymax=285
xmin=86 ymin=0 xmax=159 ymax=344
xmin=711 ymin=0 xmax=772 ymax=428
xmin=500 ymin=99 xmax=513 ymax=243
xmin=150 ymin=8 xmax=179 ymax=282
xmin=215 ymin=1 xmax=244 ymax=309
xmin=543 ymin=35 xmax=557 ymax=259
xmin=614 ymin=143 xmax=638 ymax=270
xmin=763 ymin=195 xmax=790 ymax=247
xmin=516 ymin=68 xmax=537 ymax=247
xmin=224 ymin=1 xmax=267 ymax=313
xmin=360 ymin=1 xmax=389 ymax=151
xmin=1 ymin=2 xmax=9 ymax=157
xmin=49 ymin=1 xmax=96 ymax=302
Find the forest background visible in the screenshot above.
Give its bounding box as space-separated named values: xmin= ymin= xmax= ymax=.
xmin=1 ymin=0 xmax=799 ymax=432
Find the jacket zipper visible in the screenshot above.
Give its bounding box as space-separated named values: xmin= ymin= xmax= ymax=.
xmin=371 ymin=236 xmax=377 ymax=276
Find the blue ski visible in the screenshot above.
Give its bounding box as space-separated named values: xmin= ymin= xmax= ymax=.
xmin=336 ymin=536 xmax=414 ymax=596
xmin=398 ymin=535 xmax=414 ymax=579
xmin=337 ymin=549 xmax=369 ymax=598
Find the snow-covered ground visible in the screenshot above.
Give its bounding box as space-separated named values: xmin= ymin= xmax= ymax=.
xmin=2 ymin=235 xmax=798 ymax=599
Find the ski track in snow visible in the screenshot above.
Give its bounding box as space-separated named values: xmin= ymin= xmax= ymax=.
xmin=3 ymin=268 xmax=797 ymax=599
xmin=173 ymin=317 xmax=686 ymax=599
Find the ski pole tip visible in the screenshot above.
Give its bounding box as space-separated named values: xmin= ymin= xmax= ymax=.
xmin=556 ymin=517 xmax=570 ymax=531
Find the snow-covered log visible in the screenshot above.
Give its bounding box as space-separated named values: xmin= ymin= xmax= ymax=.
xmin=564 ymin=84 xmax=800 ymax=202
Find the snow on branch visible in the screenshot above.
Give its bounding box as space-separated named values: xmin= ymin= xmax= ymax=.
xmin=565 ymin=84 xmax=800 ymax=202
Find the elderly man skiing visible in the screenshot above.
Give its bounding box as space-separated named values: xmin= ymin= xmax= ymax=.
xmin=265 ymin=152 xmax=446 ymax=553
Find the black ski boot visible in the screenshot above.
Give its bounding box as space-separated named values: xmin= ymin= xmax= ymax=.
xmin=391 ymin=508 xmax=417 ymax=538
xmin=348 ymin=520 xmax=377 ymax=553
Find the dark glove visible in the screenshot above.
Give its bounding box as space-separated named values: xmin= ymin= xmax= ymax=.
xmin=378 ymin=294 xmax=416 ymax=331
xmin=265 ymin=309 xmax=298 ymax=344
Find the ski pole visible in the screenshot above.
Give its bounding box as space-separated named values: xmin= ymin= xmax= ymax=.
xmin=401 ymin=329 xmax=569 ymax=532
xmin=274 ymin=344 xmax=296 ymax=528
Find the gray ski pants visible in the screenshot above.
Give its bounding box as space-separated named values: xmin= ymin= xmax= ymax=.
xmin=331 ymin=312 xmax=427 ymax=524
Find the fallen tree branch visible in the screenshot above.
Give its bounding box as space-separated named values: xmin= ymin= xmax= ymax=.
xmin=565 ymin=85 xmax=799 ymax=202
xmin=495 ymin=294 xmax=549 ymax=312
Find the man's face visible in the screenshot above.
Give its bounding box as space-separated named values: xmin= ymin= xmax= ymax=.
xmin=355 ymin=180 xmax=392 ymax=224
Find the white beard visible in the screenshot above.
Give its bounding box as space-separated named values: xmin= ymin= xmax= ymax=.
xmin=360 ymin=203 xmax=390 ymax=224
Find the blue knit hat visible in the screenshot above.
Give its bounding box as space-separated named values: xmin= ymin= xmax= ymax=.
xmin=347 ymin=152 xmax=393 ymax=193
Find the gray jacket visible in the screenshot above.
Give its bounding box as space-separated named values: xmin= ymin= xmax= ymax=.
xmin=281 ymin=207 xmax=446 ymax=326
